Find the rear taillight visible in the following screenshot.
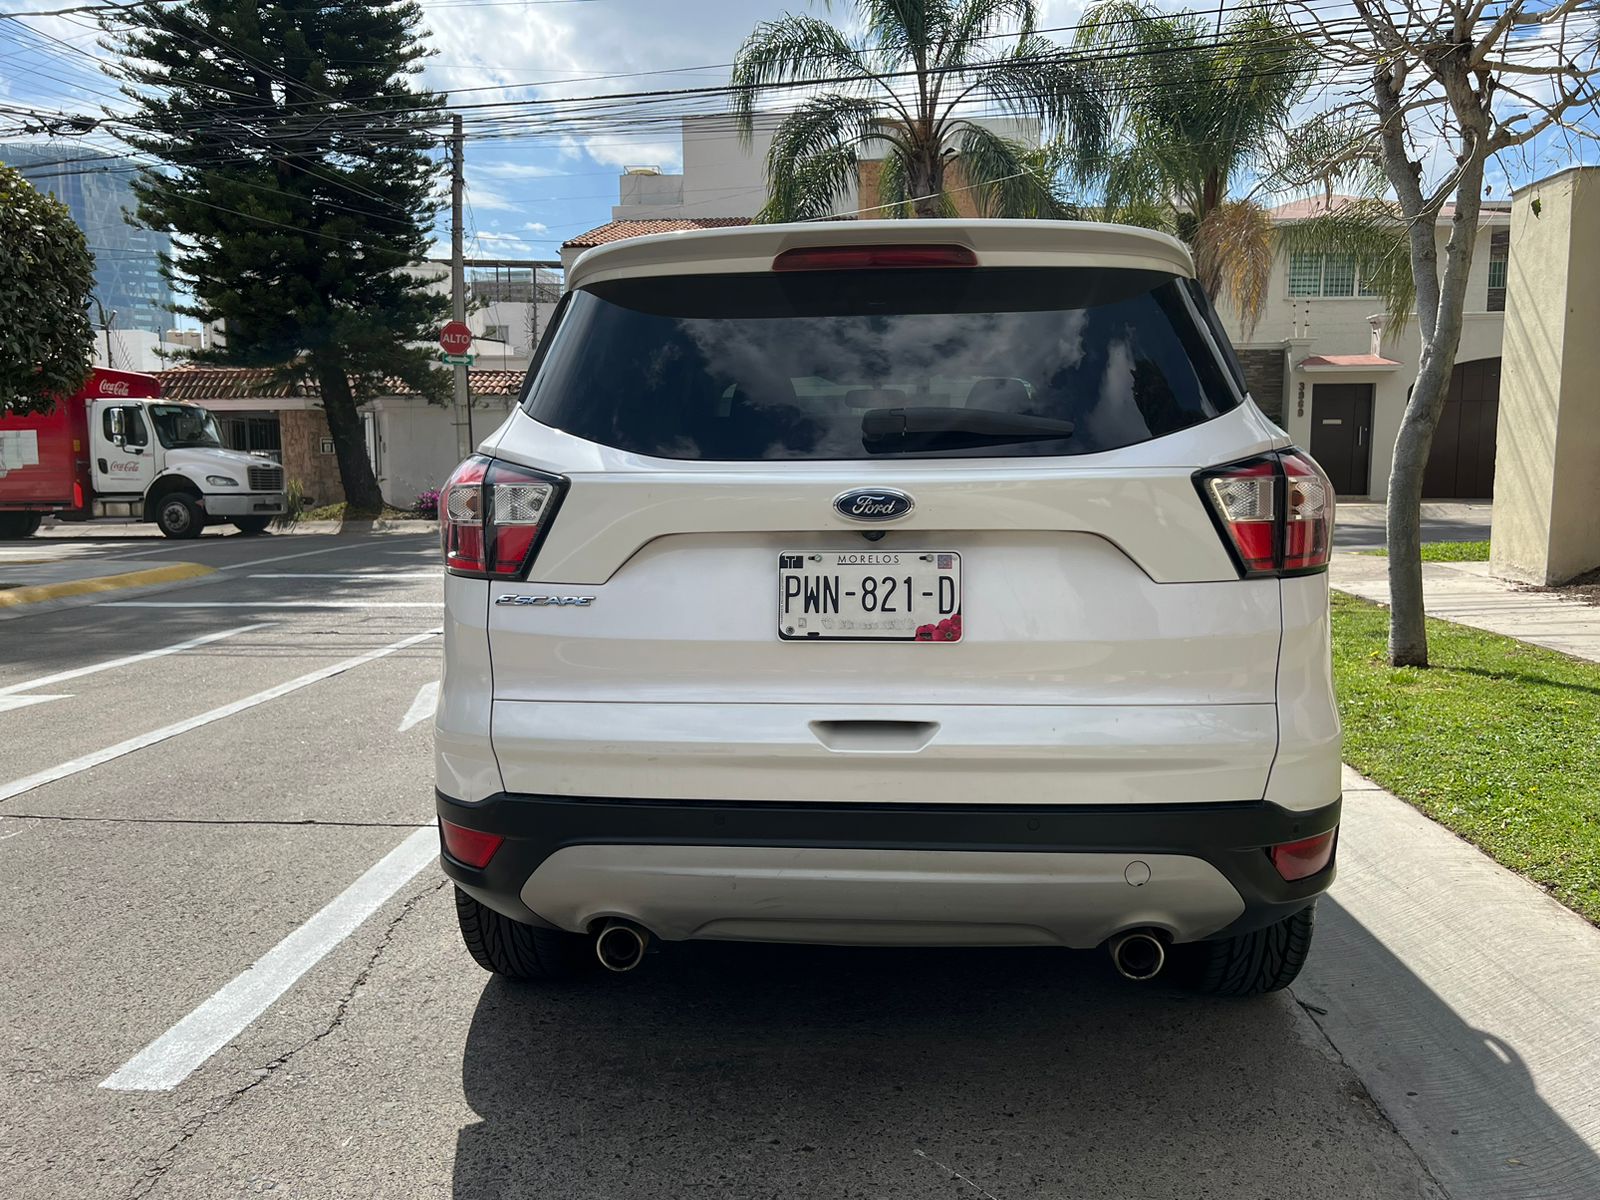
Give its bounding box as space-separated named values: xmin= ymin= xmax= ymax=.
xmin=1196 ymin=449 xmax=1334 ymax=577
xmin=1268 ymin=829 xmax=1337 ymax=881
xmin=440 ymin=454 xmax=564 ymax=579
xmin=439 ymin=819 xmax=504 ymax=868
xmin=772 ymin=244 xmax=978 ymax=271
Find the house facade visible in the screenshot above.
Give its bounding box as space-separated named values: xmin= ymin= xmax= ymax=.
xmin=1216 ymin=197 xmax=1511 ymax=501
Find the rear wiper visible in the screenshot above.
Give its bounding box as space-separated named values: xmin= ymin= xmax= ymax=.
xmin=861 ymin=406 xmax=1074 ymax=444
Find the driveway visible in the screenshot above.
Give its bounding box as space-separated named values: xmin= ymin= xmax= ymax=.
xmin=1334 ymin=501 xmax=1492 ymax=549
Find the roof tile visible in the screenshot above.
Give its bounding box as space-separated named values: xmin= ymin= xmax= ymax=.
xmin=561 ymin=217 xmax=752 ymax=249
xmin=153 ymin=367 xmax=523 ymax=402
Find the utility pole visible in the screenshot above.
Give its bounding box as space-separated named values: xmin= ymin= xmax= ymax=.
xmin=94 ymin=299 xmax=116 ymax=369
xmin=449 ymin=113 xmax=471 ymax=459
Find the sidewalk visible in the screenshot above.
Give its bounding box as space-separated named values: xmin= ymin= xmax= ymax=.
xmin=1304 ymin=765 xmax=1600 ymax=1198
xmin=1330 ymin=551 xmax=1600 ymax=662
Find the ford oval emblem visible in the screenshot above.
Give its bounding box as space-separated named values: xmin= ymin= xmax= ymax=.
xmin=833 ymin=488 xmax=915 ymax=523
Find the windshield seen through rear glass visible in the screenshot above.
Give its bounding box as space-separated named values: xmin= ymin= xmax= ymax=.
xmin=522 ymin=267 xmax=1241 ymax=460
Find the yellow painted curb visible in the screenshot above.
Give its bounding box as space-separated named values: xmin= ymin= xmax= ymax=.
xmin=0 ymin=562 xmax=215 ymax=608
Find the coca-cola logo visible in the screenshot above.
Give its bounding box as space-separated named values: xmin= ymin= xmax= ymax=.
xmin=99 ymin=380 xmax=132 ymax=397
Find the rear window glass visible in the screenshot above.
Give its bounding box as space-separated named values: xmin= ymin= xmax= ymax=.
xmin=522 ymin=267 xmax=1240 ymax=460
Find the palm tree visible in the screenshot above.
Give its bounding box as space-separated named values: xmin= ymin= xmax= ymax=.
xmin=1074 ymin=2 xmax=1316 ymax=327
xmin=731 ymin=1 xmax=1106 ymax=221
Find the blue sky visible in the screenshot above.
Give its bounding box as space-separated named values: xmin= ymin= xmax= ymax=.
xmin=1 ymin=0 xmax=1594 ymax=260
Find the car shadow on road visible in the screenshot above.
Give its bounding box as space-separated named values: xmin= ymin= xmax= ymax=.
xmin=449 ymin=930 xmax=1491 ymax=1200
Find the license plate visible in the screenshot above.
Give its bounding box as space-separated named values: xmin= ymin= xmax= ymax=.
xmin=779 ymin=551 xmax=961 ymax=641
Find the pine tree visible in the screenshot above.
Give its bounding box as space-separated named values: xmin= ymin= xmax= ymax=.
xmin=107 ymin=0 xmax=448 ymax=513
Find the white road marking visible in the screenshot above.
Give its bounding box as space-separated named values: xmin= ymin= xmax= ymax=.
xmin=243 ymin=579 xmax=435 ymax=588
xmin=0 ymin=624 xmax=270 ymax=698
xmin=0 ymin=694 xmax=72 ymax=714
xmin=218 ymin=543 xmax=398 ymax=571
xmin=99 ymin=826 xmax=438 ymax=1092
xmin=100 ymin=601 xmax=440 ymax=609
xmin=0 ymin=629 xmax=440 ymax=804
xmin=398 ymin=680 xmax=439 ymax=732
xmin=102 ymin=541 xmax=212 ymax=562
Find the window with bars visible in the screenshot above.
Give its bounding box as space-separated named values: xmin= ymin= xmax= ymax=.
xmin=1321 ymin=254 xmax=1357 ymax=297
xmin=1288 ymin=251 xmax=1323 ymax=296
xmin=1287 ymin=251 xmax=1378 ymax=298
xmin=1487 ymin=228 xmax=1509 ymax=312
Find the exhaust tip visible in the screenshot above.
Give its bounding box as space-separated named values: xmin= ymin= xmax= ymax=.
xmin=1108 ymin=930 xmax=1166 ymax=982
xmin=594 ymin=920 xmax=649 ymax=973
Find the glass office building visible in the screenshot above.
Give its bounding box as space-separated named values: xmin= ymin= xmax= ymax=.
xmin=1 ymin=142 xmax=174 ymax=334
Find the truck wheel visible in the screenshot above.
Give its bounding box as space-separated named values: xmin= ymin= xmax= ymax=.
xmin=1180 ymin=903 xmax=1316 ymax=997
xmin=155 ymin=493 xmax=204 ymax=539
xmin=0 ymin=512 xmax=42 ymax=539
xmin=454 ymin=887 xmax=589 ymax=981
xmin=231 ymin=517 xmax=271 ymax=535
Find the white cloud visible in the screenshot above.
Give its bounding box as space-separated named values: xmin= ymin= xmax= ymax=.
xmin=523 ymin=221 xmax=549 ymax=233
xmin=477 ymin=161 xmax=561 ymax=179
xmin=463 ymin=229 xmax=538 ymax=256
xmin=463 ymin=183 xmax=520 ymax=212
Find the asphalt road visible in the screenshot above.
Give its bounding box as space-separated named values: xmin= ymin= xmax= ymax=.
xmin=0 ymin=526 xmax=1577 ymax=1199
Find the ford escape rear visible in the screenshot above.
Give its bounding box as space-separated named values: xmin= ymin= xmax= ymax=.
xmin=433 ymin=220 xmax=1340 ymax=996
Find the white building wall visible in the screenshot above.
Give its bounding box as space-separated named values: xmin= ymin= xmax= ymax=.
xmin=366 ymin=394 xmax=516 ymax=508
xmin=93 ymin=329 xmax=209 ymax=372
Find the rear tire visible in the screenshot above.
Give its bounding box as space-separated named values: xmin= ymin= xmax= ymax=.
xmin=1181 ymin=902 xmax=1316 ymax=997
xmin=232 ymin=517 xmax=271 ymax=535
xmin=155 ymin=493 xmax=204 ymax=539
xmin=0 ymin=512 xmax=42 ymax=539
xmin=453 ymin=886 xmax=589 ymax=981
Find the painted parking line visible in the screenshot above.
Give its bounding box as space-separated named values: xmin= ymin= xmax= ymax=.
xmin=0 ymin=629 xmax=440 ymax=805
xmin=100 ymin=826 xmax=438 ymax=1092
xmin=0 ymin=624 xmax=270 ymax=698
xmin=398 ymin=681 xmax=439 ymax=732
xmin=100 ymin=601 xmax=441 ymax=609
xmin=0 ymin=694 xmax=71 ymax=714
xmin=216 ymin=543 xmax=399 ymax=571
xmin=243 ymin=579 xmax=435 ymax=588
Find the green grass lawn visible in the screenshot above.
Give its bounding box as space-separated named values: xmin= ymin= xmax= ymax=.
xmin=1359 ymin=540 xmax=1491 ymax=561
xmin=1332 ymin=592 xmax=1600 ymax=923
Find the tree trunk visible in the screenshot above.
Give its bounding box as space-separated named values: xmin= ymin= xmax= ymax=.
xmin=910 ymin=147 xmax=944 ymax=218
xmin=313 ymin=355 xmax=385 ymax=515
xmin=1371 ymin=56 xmax=1485 ymax=667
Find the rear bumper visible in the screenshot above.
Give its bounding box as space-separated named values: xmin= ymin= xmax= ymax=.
xmin=436 ymin=790 xmax=1339 ymax=949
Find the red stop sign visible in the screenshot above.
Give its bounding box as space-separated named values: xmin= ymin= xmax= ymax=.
xmin=439 ymin=321 xmax=473 ymax=355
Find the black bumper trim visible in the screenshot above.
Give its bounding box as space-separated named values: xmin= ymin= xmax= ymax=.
xmin=435 ymin=790 xmax=1340 ymax=940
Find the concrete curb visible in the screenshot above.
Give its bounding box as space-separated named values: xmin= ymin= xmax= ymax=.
xmin=0 ymin=562 xmax=215 ymax=609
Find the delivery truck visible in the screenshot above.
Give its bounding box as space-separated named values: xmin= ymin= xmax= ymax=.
xmin=0 ymin=367 xmax=288 ymax=539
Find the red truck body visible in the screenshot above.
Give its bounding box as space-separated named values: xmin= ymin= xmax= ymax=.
xmin=0 ymin=368 xmax=162 ymax=514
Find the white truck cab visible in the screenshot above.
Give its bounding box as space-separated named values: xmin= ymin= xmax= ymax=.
xmin=92 ymin=396 xmax=288 ymax=537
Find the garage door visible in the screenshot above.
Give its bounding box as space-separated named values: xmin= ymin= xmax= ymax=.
xmin=1423 ymin=358 xmax=1500 ymax=499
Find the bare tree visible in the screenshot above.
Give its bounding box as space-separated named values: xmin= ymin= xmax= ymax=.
xmin=1286 ymin=0 xmax=1600 ymax=666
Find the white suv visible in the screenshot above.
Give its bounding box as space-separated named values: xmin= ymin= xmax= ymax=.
xmin=434 ymin=220 xmax=1340 ymax=996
